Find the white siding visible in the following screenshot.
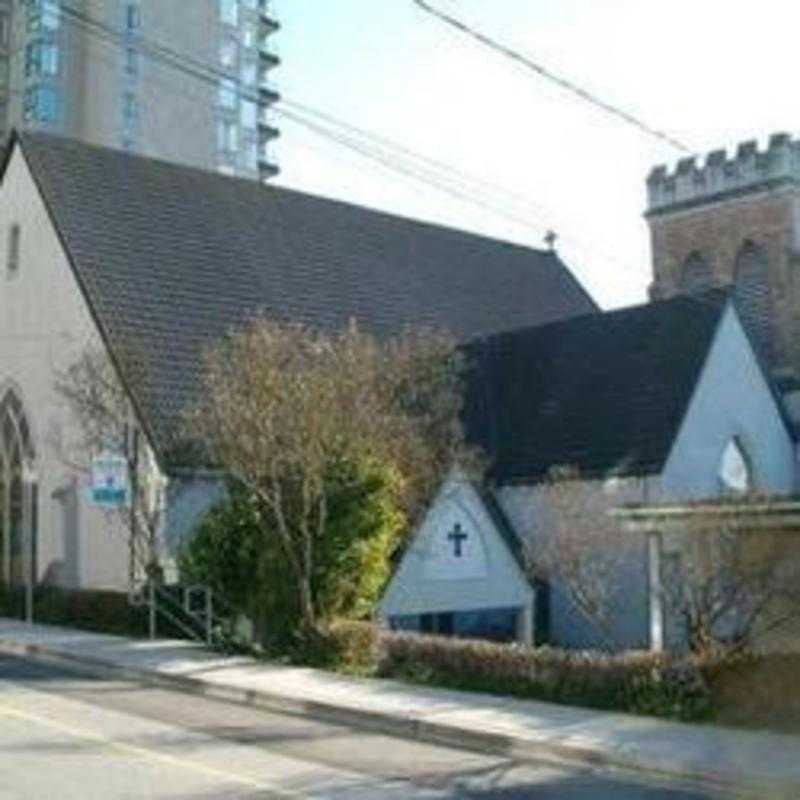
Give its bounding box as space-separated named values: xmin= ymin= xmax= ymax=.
xmin=661 ymin=304 xmax=795 ymax=499
xmin=380 ymin=476 xmax=532 ymax=619
xmin=0 ymin=147 xmax=132 ymax=589
xmin=497 ymin=478 xmax=654 ymax=651
xmin=163 ymin=475 xmax=227 ymax=557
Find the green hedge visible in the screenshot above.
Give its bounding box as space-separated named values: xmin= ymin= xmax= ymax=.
xmin=0 ymin=586 xmax=187 ymax=640
xmin=378 ymin=631 xmax=712 ymax=721
xmin=307 ymin=622 xmax=713 ymax=722
xmin=700 ymin=651 xmax=800 ymax=733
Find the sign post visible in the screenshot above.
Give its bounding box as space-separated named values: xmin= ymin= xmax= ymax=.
xmin=88 ymin=452 xmax=130 ymax=508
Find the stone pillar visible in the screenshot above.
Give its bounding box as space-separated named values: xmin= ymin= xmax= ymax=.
xmin=517 ymin=596 xmax=534 ymax=646
xmin=648 ymin=532 xmax=664 ymax=653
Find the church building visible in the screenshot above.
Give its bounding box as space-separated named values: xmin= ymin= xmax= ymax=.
xmin=0 ymin=129 xmax=595 ymax=594
xmin=380 ymin=291 xmax=797 ymax=649
xmin=2 ymin=127 xmax=799 ymax=654
xmin=382 ymin=134 xmax=800 ymax=652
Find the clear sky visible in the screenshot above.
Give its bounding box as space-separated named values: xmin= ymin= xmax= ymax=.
xmin=271 ymin=1 xmax=800 ymax=309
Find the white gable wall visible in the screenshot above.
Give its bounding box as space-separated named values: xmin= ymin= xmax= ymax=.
xmin=380 ymin=300 xmax=798 ymax=651
xmin=0 ymin=146 xmax=132 ymax=590
xmin=660 ymin=304 xmax=795 ymax=499
xmin=163 ymin=474 xmax=227 ymax=570
xmin=497 ymin=477 xmax=654 ymax=650
xmin=380 ymin=476 xmax=532 ymax=621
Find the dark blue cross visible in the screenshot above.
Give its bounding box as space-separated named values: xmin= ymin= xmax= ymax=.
xmin=447 ymin=523 xmax=468 ymax=557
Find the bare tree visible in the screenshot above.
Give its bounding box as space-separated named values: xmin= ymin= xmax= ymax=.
xmin=660 ymin=507 xmax=800 ymax=654
xmin=522 ymin=466 xmax=641 ymax=651
xmin=186 ymin=317 xmax=471 ymax=635
xmin=53 ymin=343 xmax=165 ymax=591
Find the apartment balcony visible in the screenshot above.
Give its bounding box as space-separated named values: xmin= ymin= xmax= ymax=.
xmin=257 ymin=107 xmax=280 ymax=139
xmin=258 ymin=40 xmax=280 ymax=68
xmin=258 ymin=144 xmax=278 ymax=179
xmin=258 ymin=75 xmax=280 ymax=104
xmin=258 ymin=0 xmax=280 ymax=32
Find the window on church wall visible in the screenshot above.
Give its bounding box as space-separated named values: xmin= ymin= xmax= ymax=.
xmin=718 ymin=437 xmax=753 ymax=495
xmin=7 ymin=223 xmax=19 ymax=278
xmin=0 ymin=390 xmax=35 ymax=587
xmin=734 ymin=241 xmax=774 ymax=361
xmin=679 ymin=251 xmax=713 ymax=295
xmin=8 ymin=448 xmax=23 ymax=583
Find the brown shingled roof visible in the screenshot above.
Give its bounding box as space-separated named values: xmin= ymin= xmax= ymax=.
xmin=11 ymin=130 xmax=596 ymax=466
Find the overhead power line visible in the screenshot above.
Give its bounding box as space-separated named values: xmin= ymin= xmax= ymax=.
xmin=411 ymin=0 xmax=694 ymax=155
xmin=277 ymin=102 xmax=642 ymax=275
xmin=43 ymin=1 xmax=646 ymax=283
xmin=54 ymin=5 xmax=553 ymax=233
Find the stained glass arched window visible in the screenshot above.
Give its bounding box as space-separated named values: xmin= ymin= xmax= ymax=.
xmin=734 ymin=242 xmax=773 ymax=362
xmin=0 ymin=390 xmax=34 ymax=586
xmin=679 ymin=251 xmax=714 ymax=295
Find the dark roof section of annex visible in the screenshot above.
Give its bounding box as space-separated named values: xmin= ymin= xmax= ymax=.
xmin=474 ymin=483 xmax=527 ymax=573
xmin=12 ymin=131 xmax=597 ymax=465
xmin=465 ymin=290 xmax=732 ymax=484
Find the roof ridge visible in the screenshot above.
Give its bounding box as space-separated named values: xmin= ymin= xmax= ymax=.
xmin=470 ymin=288 xmax=730 ymax=347
xmin=466 ymin=290 xmax=731 ymax=483
xmin=11 ymin=128 xmax=597 ymax=469
xmin=17 ymin=128 xmax=578 ymax=264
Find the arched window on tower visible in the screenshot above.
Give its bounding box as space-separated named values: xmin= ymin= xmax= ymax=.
xmin=679 ymin=251 xmax=714 ymax=295
xmin=734 ymin=241 xmax=773 ymax=362
xmin=0 ymin=390 xmax=35 ymax=587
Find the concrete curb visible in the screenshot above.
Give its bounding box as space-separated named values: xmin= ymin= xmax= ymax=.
xmin=0 ymin=637 xmax=795 ymax=799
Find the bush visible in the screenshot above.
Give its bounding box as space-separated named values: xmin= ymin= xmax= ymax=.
xmin=376 ymin=631 xmax=713 ymax=722
xmin=277 ymin=622 xmax=714 ymax=721
xmin=327 ymin=620 xmax=380 ymax=673
xmin=699 ymin=651 xmax=800 ymax=732
xmin=0 ymin=585 xmax=194 ymax=641
xmin=0 ymin=586 xmax=151 ymax=638
xmin=289 ymin=620 xmax=380 ymax=673
xmin=179 ymin=462 xmax=405 ymax=647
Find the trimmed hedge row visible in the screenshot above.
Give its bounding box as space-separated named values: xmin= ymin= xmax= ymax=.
xmin=0 ymin=586 xmax=187 ymax=640
xmin=6 ymin=593 xmax=787 ymax=727
xmin=324 ymin=622 xmax=713 ymax=722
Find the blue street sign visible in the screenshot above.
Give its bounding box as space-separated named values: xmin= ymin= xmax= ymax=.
xmin=88 ymin=452 xmax=130 ymax=508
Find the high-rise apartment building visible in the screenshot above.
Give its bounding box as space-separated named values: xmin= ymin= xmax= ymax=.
xmin=0 ymin=0 xmax=280 ymax=180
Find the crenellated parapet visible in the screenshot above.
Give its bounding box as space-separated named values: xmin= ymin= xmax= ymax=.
xmin=647 ymin=133 xmax=800 ymax=213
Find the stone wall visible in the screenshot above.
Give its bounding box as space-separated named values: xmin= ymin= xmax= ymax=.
xmin=647 ymin=134 xmax=800 ymax=375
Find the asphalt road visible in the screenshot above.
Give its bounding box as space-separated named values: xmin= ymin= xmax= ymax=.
xmin=0 ymin=654 xmax=727 ymax=800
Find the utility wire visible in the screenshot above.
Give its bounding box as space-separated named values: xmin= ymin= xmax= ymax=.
xmin=44 ymin=1 xmax=646 ymax=282
xmin=282 ymin=98 xmax=555 ymax=214
xmin=278 ymin=99 xmax=637 ymax=271
xmin=64 ymin=0 xmax=645 ymax=279
xmin=411 ymin=0 xmax=695 ymax=155
xmin=51 ymin=6 xmax=543 ymax=216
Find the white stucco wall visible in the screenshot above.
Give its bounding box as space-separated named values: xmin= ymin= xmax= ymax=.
xmin=380 ymin=300 xmax=798 ymax=651
xmin=380 ymin=476 xmax=533 ymax=621
xmin=496 ymin=477 xmax=655 ymax=650
xmin=163 ymin=474 xmax=227 ymax=558
xmin=660 ymin=304 xmax=795 ymax=498
xmin=0 ymin=146 xmax=134 ymax=590
xmin=496 ymin=306 xmax=797 ymax=651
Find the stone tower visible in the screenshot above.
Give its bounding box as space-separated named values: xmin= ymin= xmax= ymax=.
xmin=646 ymin=133 xmax=800 ymax=380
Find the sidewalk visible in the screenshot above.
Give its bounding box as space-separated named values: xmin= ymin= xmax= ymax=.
xmin=1 ymin=618 xmax=799 ymax=798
